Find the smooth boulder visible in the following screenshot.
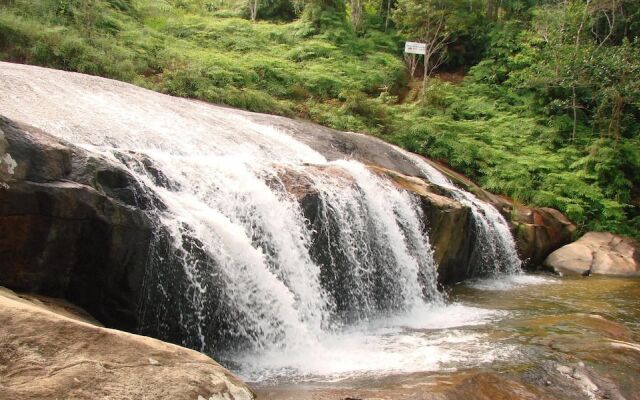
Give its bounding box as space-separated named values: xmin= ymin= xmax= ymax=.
xmin=544 ymin=232 xmax=640 ymax=276
xmin=0 ymin=287 xmax=255 ymax=400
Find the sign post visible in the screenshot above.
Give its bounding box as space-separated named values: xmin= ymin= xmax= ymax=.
xmin=404 ymin=42 xmax=426 ymax=80
xmin=404 ymin=42 xmax=426 ymax=54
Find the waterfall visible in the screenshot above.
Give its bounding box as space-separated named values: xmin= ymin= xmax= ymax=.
xmin=0 ymin=62 xmax=518 ymax=361
xmin=305 ymin=160 xmax=442 ymax=323
xmin=399 ymin=151 xmax=523 ymax=275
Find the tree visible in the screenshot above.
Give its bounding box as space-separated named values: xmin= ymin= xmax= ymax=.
xmin=349 ymin=0 xmax=364 ymax=32
xmin=486 ymin=0 xmax=499 ymax=21
xmin=381 ymin=0 xmax=396 ymax=31
xmin=521 ymin=0 xmax=640 ymax=143
xmin=245 ymin=0 xmax=299 ymax=20
xmin=393 ymin=0 xmax=450 ymax=82
xmin=393 ymin=0 xmax=484 ymax=82
xmin=301 ymin=0 xmax=347 ymax=26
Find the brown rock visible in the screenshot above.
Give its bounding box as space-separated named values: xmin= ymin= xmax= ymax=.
xmin=378 ymin=156 xmax=577 ymax=269
xmin=544 ymin=232 xmax=640 ymax=276
xmin=445 ymin=372 xmax=545 ymax=400
xmin=275 ymin=164 xmax=477 ymax=285
xmin=512 ymin=207 xmax=576 ymax=266
xmin=0 ymin=287 xmax=255 ymax=400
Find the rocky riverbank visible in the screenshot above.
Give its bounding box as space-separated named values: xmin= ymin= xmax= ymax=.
xmin=0 ymin=287 xmax=255 ymax=400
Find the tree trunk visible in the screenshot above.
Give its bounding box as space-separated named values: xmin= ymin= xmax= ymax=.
xmin=572 ymin=85 xmax=577 ymax=142
xmin=486 ymin=0 xmax=498 ymax=21
xmin=385 ymin=0 xmax=391 ymax=32
xmin=423 ymin=51 xmax=430 ymax=89
xmin=350 ymin=0 xmax=363 ymax=32
xmin=249 ymin=0 xmax=258 ymax=21
xmin=405 ymin=54 xmax=418 ymax=78
xmin=608 ymin=95 xmax=624 ymax=143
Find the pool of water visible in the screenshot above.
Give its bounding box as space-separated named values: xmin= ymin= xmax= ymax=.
xmin=248 ymin=274 xmax=640 ymax=399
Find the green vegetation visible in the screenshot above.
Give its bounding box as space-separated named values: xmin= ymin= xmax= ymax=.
xmin=0 ymin=0 xmax=638 ymax=236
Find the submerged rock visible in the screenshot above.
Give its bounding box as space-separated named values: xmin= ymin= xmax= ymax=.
xmin=544 ymin=232 xmax=640 ymax=276
xmin=0 ymin=287 xmax=255 ymax=400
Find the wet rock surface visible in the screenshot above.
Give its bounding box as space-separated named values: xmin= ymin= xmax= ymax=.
xmin=275 ymin=164 xmax=477 ymax=285
xmin=0 ymin=116 xmax=153 ymax=332
xmin=0 ymin=287 xmax=255 ymax=400
xmin=544 ymin=232 xmax=640 ymax=276
xmin=275 ymin=162 xmax=573 ymax=283
xmin=1 ymin=109 xmax=575 ymax=327
xmin=367 ymin=166 xmax=476 ymax=284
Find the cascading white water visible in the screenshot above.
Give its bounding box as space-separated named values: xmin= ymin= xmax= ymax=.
xmin=306 ymin=160 xmax=443 ymax=322
xmin=0 ymin=62 xmax=441 ymax=347
xmin=0 ymin=62 xmax=522 ymax=380
xmin=399 ymin=150 xmax=523 ymax=275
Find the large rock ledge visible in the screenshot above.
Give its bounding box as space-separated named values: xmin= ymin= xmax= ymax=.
xmin=0 ymin=112 xmax=579 ymax=316
xmin=544 ymin=232 xmax=640 ymax=276
xmin=0 ymin=116 xmax=153 ymax=333
xmin=0 ymin=287 xmax=255 ymax=400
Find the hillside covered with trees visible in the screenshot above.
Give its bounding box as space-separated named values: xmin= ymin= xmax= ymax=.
xmin=0 ymin=0 xmax=638 ymax=236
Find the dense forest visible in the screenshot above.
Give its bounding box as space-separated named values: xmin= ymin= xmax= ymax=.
xmin=0 ymin=0 xmax=638 ymax=236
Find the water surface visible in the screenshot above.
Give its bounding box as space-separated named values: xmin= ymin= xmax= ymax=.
xmin=252 ymin=274 xmax=640 ymax=400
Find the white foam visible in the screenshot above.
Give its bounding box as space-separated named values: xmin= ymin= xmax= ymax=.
xmin=234 ymin=303 xmax=510 ymax=382
xmin=382 ymin=303 xmax=507 ymax=330
xmin=467 ymin=274 xmax=559 ymax=291
xmin=2 ymin=153 xmax=17 ymax=174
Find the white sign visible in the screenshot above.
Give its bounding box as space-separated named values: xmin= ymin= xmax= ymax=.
xmin=404 ymin=41 xmax=426 ymax=54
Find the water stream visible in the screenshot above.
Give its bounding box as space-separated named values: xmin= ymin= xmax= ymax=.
xmin=0 ymin=62 xmax=530 ymax=383
xmin=254 ymin=276 xmax=640 ymax=399
xmin=402 ymin=150 xmax=522 ymax=275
